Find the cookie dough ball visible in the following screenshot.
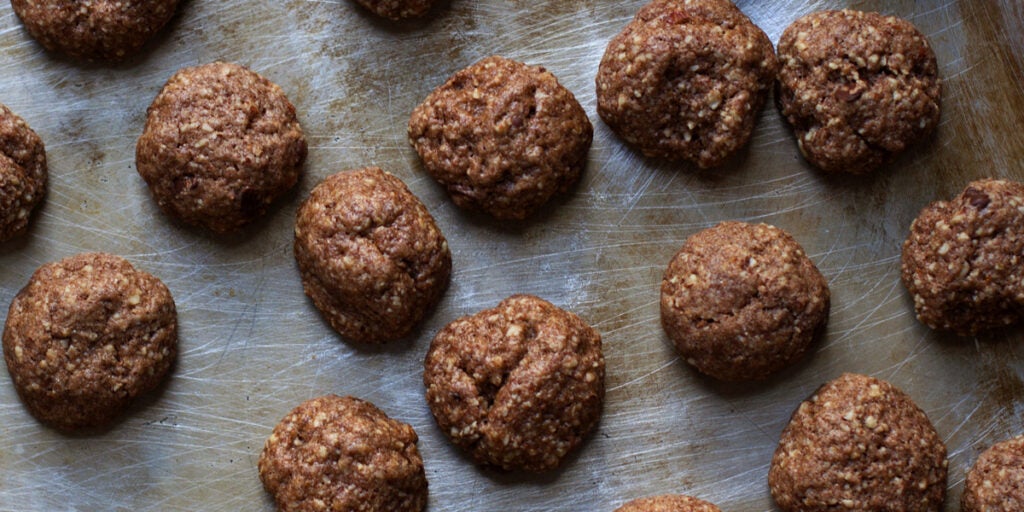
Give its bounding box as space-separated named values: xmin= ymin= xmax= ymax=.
xmin=136 ymin=61 xmax=307 ymax=233
xmin=2 ymin=253 xmax=177 ymax=431
xmin=901 ymin=179 xmax=1024 ymax=335
xmin=409 ymin=56 xmax=592 ymax=220
xmin=294 ymin=167 xmax=451 ymax=344
xmin=0 ymin=104 xmax=46 ymax=242
xmin=423 ymin=295 xmax=604 ymax=471
xmin=259 ymin=395 xmax=428 ymax=512
xmin=11 ymin=0 xmax=178 ymax=62
xmin=962 ymin=435 xmax=1024 ymax=512
xmin=660 ymin=221 xmax=829 ymax=381
xmin=354 ymin=0 xmax=433 ymax=20
xmin=615 ymin=494 xmax=722 ymax=512
xmin=776 ymin=10 xmax=941 ymax=174
xmin=769 ymin=373 xmax=948 ymax=512
xmin=595 ymin=0 xmax=777 ymax=168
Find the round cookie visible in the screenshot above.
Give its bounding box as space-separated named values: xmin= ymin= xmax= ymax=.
xmin=423 ymin=294 xmax=604 ymax=472
xmin=11 ymin=0 xmax=178 ymax=62
xmin=354 ymin=0 xmax=434 ymax=20
xmin=615 ymin=494 xmax=721 ymax=512
xmin=901 ymin=178 xmax=1024 ymax=335
xmin=294 ymin=167 xmax=451 ymax=344
xmin=776 ymin=9 xmax=941 ymax=174
xmin=136 ymin=61 xmax=307 ymax=233
xmin=0 ymin=103 xmax=46 ymax=242
xmin=769 ymin=373 xmax=948 ymax=512
xmin=2 ymin=253 xmax=177 ymax=432
xmin=258 ymin=395 xmax=427 ymax=512
xmin=660 ymin=221 xmax=829 ymax=381
xmin=595 ymin=0 xmax=778 ymax=168
xmin=408 ymin=56 xmax=592 ymax=220
xmin=962 ymin=435 xmax=1024 ymax=512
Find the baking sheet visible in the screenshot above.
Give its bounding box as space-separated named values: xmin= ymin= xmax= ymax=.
xmin=0 ymin=0 xmax=1022 ymax=510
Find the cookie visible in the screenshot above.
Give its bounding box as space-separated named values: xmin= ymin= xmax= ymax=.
xmin=294 ymin=167 xmax=451 ymax=344
xmin=11 ymin=0 xmax=178 ymax=62
xmin=962 ymin=435 xmax=1024 ymax=512
xmin=595 ymin=0 xmax=777 ymax=168
xmin=354 ymin=0 xmax=434 ymax=20
xmin=776 ymin=9 xmax=941 ymax=174
xmin=614 ymin=494 xmax=722 ymax=512
xmin=423 ymin=294 xmax=604 ymax=472
xmin=0 ymin=104 xmax=46 ymax=242
xmin=660 ymin=221 xmax=829 ymax=381
xmin=258 ymin=395 xmax=427 ymax=512
xmin=136 ymin=61 xmax=307 ymax=233
xmin=769 ymin=373 xmax=947 ymax=512
xmin=408 ymin=56 xmax=592 ymax=220
xmin=901 ymin=179 xmax=1024 ymax=335
xmin=2 ymin=253 xmax=177 ymax=432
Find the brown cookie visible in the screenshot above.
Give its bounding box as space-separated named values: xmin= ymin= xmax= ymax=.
xmin=660 ymin=221 xmax=829 ymax=381
xmin=423 ymin=294 xmax=604 ymax=472
xmin=769 ymin=373 xmax=948 ymax=512
xmin=408 ymin=56 xmax=592 ymax=220
xmin=258 ymin=395 xmax=427 ymax=512
xmin=776 ymin=9 xmax=941 ymax=174
xmin=962 ymin=435 xmax=1024 ymax=512
xmin=901 ymin=179 xmax=1024 ymax=335
xmin=136 ymin=61 xmax=307 ymax=233
xmin=294 ymin=167 xmax=451 ymax=344
xmin=354 ymin=0 xmax=434 ymax=20
xmin=614 ymin=494 xmax=722 ymax=512
xmin=0 ymin=104 xmax=46 ymax=242
xmin=595 ymin=0 xmax=778 ymax=168
xmin=11 ymin=0 xmax=178 ymax=62
xmin=2 ymin=253 xmax=177 ymax=432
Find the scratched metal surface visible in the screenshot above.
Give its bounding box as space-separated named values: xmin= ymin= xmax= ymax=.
xmin=0 ymin=0 xmax=1021 ymax=510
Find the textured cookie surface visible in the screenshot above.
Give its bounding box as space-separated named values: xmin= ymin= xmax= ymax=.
xmin=660 ymin=221 xmax=829 ymax=381
xmin=2 ymin=253 xmax=177 ymax=431
xmin=901 ymin=179 xmax=1024 ymax=335
xmin=258 ymin=395 xmax=427 ymax=512
xmin=354 ymin=0 xmax=433 ymax=19
xmin=962 ymin=435 xmax=1024 ymax=512
xmin=423 ymin=294 xmax=604 ymax=471
xmin=769 ymin=373 xmax=948 ymax=512
xmin=409 ymin=56 xmax=592 ymax=219
xmin=614 ymin=494 xmax=722 ymax=512
xmin=137 ymin=61 xmax=307 ymax=233
xmin=595 ymin=0 xmax=777 ymax=168
xmin=0 ymin=104 xmax=46 ymax=242
xmin=294 ymin=167 xmax=451 ymax=344
xmin=776 ymin=9 xmax=941 ymax=174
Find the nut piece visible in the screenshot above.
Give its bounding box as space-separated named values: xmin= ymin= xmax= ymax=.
xmin=423 ymin=295 xmax=604 ymax=471
xmin=595 ymin=0 xmax=778 ymax=168
xmin=354 ymin=0 xmax=434 ymax=20
xmin=769 ymin=373 xmax=948 ymax=512
xmin=901 ymin=179 xmax=1024 ymax=335
xmin=258 ymin=395 xmax=428 ymax=512
xmin=294 ymin=167 xmax=451 ymax=344
xmin=2 ymin=253 xmax=177 ymax=432
xmin=0 ymin=103 xmax=46 ymax=242
xmin=614 ymin=494 xmax=722 ymax=512
xmin=962 ymin=435 xmax=1024 ymax=512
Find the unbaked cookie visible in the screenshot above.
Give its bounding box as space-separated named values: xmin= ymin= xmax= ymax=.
xmin=615 ymin=494 xmax=721 ymax=512
xmin=258 ymin=395 xmax=427 ymax=512
xmin=136 ymin=61 xmax=307 ymax=233
xmin=2 ymin=253 xmax=177 ymax=432
xmin=294 ymin=167 xmax=451 ymax=344
xmin=408 ymin=56 xmax=592 ymax=220
xmin=962 ymin=434 xmax=1024 ymax=512
xmin=901 ymin=179 xmax=1024 ymax=335
xmin=423 ymin=294 xmax=604 ymax=471
xmin=595 ymin=0 xmax=777 ymax=168
xmin=354 ymin=0 xmax=434 ymax=20
xmin=0 ymin=103 xmax=46 ymax=242
xmin=776 ymin=9 xmax=941 ymax=174
xmin=660 ymin=221 xmax=829 ymax=381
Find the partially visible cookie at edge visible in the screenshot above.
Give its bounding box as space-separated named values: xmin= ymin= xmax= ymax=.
xmin=0 ymin=103 xmax=46 ymax=242
xmin=614 ymin=494 xmax=722 ymax=512
xmin=962 ymin=434 xmax=1024 ymax=512
xmin=354 ymin=0 xmax=434 ymax=20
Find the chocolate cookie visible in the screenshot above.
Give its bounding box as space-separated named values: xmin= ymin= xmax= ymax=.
xmin=2 ymin=253 xmax=177 ymax=432
xmin=423 ymin=294 xmax=604 ymax=472
xmin=660 ymin=221 xmax=829 ymax=381
xmin=408 ymin=56 xmax=592 ymax=220
xmin=776 ymin=9 xmax=941 ymax=174
xmin=11 ymin=0 xmax=178 ymax=62
xmin=258 ymin=395 xmax=427 ymax=512
xmin=294 ymin=167 xmax=451 ymax=344
xmin=614 ymin=494 xmax=722 ymax=512
xmin=769 ymin=373 xmax=948 ymax=512
xmin=962 ymin=435 xmax=1024 ymax=512
xmin=0 ymin=104 xmax=46 ymax=242
xmin=595 ymin=0 xmax=777 ymax=168
xmin=354 ymin=0 xmax=433 ymax=20
xmin=901 ymin=179 xmax=1024 ymax=335
xmin=136 ymin=61 xmax=307 ymax=233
